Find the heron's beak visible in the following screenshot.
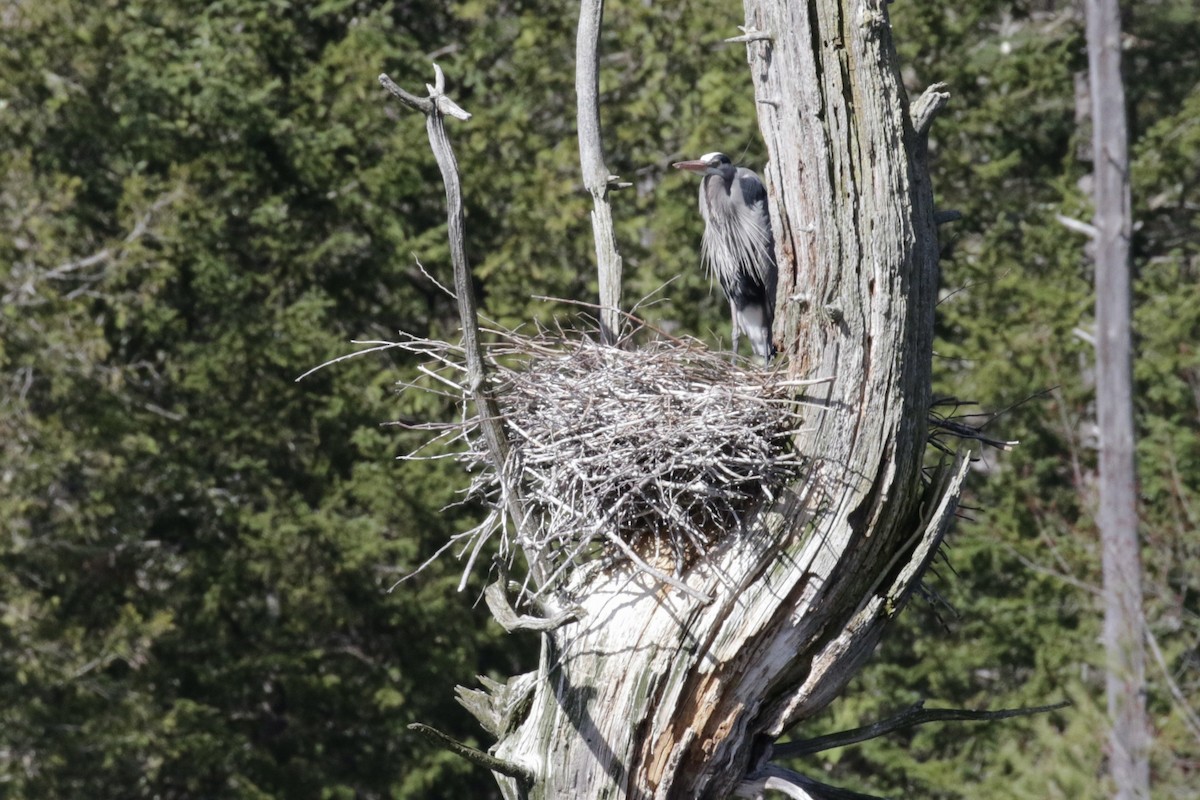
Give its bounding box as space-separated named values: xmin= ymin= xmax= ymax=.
xmin=672 ymin=160 xmax=709 ymax=173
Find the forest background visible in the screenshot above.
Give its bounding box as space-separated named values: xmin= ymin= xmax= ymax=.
xmin=1 ymin=0 xmax=1197 ymax=797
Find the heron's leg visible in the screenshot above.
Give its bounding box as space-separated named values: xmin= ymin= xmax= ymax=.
xmin=728 ymin=299 xmax=740 ymax=360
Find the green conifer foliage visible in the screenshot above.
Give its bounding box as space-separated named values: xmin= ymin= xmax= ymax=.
xmin=0 ymin=0 xmax=770 ymax=796
xmin=1 ymin=1 xmax=510 ymax=795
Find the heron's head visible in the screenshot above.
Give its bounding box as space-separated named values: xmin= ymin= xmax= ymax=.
xmin=672 ymin=152 xmax=732 ymax=176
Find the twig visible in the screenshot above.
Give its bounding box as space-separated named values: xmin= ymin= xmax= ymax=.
xmin=735 ymin=764 xmax=886 ymax=800
xmin=928 ymin=416 xmax=1018 ymax=451
xmin=726 ymin=25 xmax=774 ymax=44
xmin=774 ymin=699 xmax=1070 ymax=758
xmin=529 ymin=294 xmax=688 ymax=348
xmin=1056 ymin=213 xmax=1098 ymax=238
xmin=1146 ymin=627 xmax=1200 ymax=744
xmin=294 ymin=340 xmax=403 ymax=382
xmin=407 ymin=722 xmax=533 ymax=784
xmin=44 ymin=190 xmax=181 ymax=281
xmin=1001 ymin=542 xmax=1102 ymax=598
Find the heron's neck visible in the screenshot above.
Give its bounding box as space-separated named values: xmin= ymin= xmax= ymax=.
xmin=707 ymin=165 xmax=736 ymax=192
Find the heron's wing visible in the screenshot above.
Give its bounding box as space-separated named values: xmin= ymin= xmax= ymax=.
xmin=735 ymin=167 xmax=769 ymax=218
xmin=730 ymin=168 xmax=776 ymax=289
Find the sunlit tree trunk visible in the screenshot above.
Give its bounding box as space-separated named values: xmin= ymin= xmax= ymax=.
xmin=1085 ymin=1 xmax=1151 ymax=797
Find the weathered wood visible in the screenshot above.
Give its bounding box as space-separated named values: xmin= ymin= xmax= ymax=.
xmin=479 ymin=1 xmax=961 ymax=797
xmin=456 ymin=672 xmax=538 ymax=739
xmin=576 ymin=0 xmax=625 ymax=345
xmin=483 ymin=581 xmax=582 ymax=633
xmin=1084 ymin=0 xmax=1150 ymax=797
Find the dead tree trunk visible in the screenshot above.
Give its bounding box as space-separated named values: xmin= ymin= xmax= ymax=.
xmin=462 ymin=2 xmax=964 ymax=797
xmin=1085 ymin=1 xmax=1151 ymax=797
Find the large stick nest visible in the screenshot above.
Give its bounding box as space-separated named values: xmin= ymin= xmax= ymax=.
xmin=396 ymin=326 xmax=809 ymax=598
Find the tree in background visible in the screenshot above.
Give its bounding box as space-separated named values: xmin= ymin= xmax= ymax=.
xmin=0 ymin=1 xmax=768 ymax=796
xmin=0 ymin=2 xmax=515 ymax=796
xmin=1084 ymin=0 xmax=1150 ymax=796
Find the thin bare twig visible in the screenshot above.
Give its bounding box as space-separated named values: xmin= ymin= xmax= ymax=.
xmin=407 ymin=723 xmax=532 ymax=784
xmin=774 ymin=699 xmax=1070 ymax=759
xmin=1146 ymin=627 xmax=1200 ymax=745
xmin=726 ymin=25 xmax=774 ymax=44
xmin=735 ymin=764 xmax=885 ymax=800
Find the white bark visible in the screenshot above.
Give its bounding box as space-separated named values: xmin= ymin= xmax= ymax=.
xmin=1085 ymin=1 xmax=1151 ymax=797
xmin=577 ymin=0 xmax=624 ymax=346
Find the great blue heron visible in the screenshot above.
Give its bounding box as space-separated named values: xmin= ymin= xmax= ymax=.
xmin=673 ymin=152 xmax=777 ymax=360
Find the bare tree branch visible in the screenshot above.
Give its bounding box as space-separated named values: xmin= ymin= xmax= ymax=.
xmin=407 ymin=723 xmax=533 ymax=785
xmin=576 ymin=0 xmax=624 ymax=345
xmin=379 ymin=67 xmax=530 ymax=556
xmin=484 ymin=581 xmax=582 ymax=633
xmin=1146 ymin=628 xmax=1200 ymax=746
xmin=1056 ymin=213 xmax=1099 ymax=238
xmin=774 ymin=700 xmax=1070 ymax=759
xmin=726 ymin=25 xmax=774 ymax=43
xmin=736 ymin=764 xmax=887 ymax=800
xmin=5 ymin=189 xmax=184 ymax=310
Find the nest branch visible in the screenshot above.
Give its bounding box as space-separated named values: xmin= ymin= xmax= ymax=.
xmin=385 ymin=321 xmax=813 ymax=602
